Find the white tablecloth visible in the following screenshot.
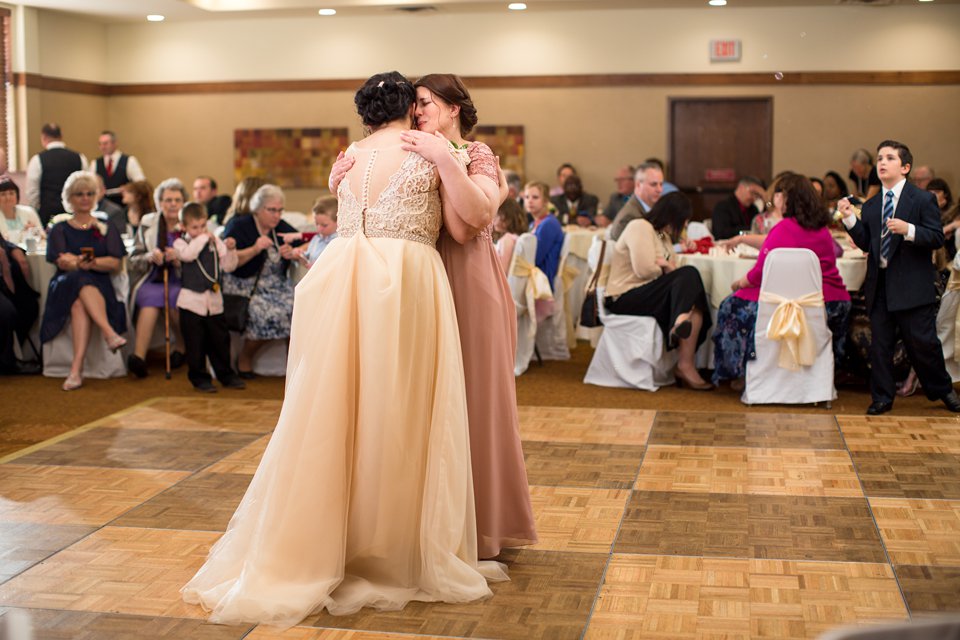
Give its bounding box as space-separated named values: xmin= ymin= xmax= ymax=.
xmin=677 ymin=253 xmax=867 ymax=308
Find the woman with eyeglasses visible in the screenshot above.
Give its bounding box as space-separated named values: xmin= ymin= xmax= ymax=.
xmin=221 ymin=183 xmax=300 ymax=377
xmin=41 ymin=171 xmax=128 ymax=390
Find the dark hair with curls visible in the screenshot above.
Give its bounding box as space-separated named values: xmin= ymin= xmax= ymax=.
xmin=354 ymin=71 xmax=416 ymax=129
xmin=414 ymin=74 xmax=479 ymax=136
xmin=646 ymin=192 xmax=693 ymax=243
xmin=823 ymin=171 xmax=849 ymax=199
xmin=779 ymin=173 xmax=831 ymax=230
xmin=927 ymin=178 xmax=953 ymax=212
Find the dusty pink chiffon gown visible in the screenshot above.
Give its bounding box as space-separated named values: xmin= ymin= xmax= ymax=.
xmin=438 ymin=142 xmax=538 ymax=559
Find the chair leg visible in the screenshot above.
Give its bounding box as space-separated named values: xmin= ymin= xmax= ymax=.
xmin=534 ymin=345 xmax=544 ymax=367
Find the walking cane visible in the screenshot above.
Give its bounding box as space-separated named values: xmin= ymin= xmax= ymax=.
xmin=162 ymin=267 xmax=171 ymax=380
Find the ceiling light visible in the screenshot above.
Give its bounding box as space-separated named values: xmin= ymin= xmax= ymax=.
xmin=146 ymin=14 xmax=165 ymax=22
xmin=708 ymin=0 xmax=726 ymax=5
xmin=508 ymin=3 xmax=527 ymax=10
xmin=918 ymin=0 xmax=934 ymax=2
xmin=318 ymin=8 xmax=336 ymax=15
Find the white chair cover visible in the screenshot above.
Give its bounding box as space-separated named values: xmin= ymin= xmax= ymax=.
xmin=575 ymin=235 xmax=608 ymax=347
xmin=508 ymin=233 xmax=538 ymax=376
xmin=535 ymin=233 xmax=571 ymax=361
xmin=742 ymin=248 xmax=836 ymax=405
xmin=280 ymin=211 xmax=309 ymax=231
xmin=564 ymin=251 xmax=591 ymax=349
xmin=43 ymin=270 xmax=130 ymax=379
xmin=936 ymin=259 xmax=960 ymax=383
xmin=686 ymin=221 xmax=713 ymax=241
xmin=229 ymin=334 xmax=288 ymax=377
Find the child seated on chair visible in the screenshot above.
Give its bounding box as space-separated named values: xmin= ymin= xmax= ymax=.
xmin=173 ymin=202 xmax=245 ymax=393
xmin=287 ymin=195 xmax=338 ymax=269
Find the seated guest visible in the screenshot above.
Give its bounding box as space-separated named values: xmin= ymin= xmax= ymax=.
xmin=605 ymin=192 xmax=713 ymax=390
xmin=809 ymin=177 xmax=824 ymax=198
xmin=550 ymin=163 xmax=576 ymax=197
xmin=606 ymin=165 xmax=635 ymax=220
xmin=711 ymin=176 xmax=765 ymax=240
xmin=95 ymin=174 xmax=126 ymax=237
xmin=126 ymin=178 xmax=188 ymax=378
xmin=0 ymin=237 xmax=41 ymax=374
xmin=644 ymin=157 xmax=679 ymax=195
xmin=222 ymin=183 xmax=299 ymax=378
xmin=41 ymin=171 xmax=128 ymax=390
xmin=749 ymin=173 xmax=793 ymax=235
xmin=848 ymin=147 xmax=881 ymax=201
xmin=0 ymin=179 xmax=43 ymax=244
xmin=550 ymin=174 xmax=599 ymax=226
xmin=929 ymin=178 xmax=958 ymax=248
xmin=609 ymin=162 xmax=664 ymax=241
xmin=712 ymin=174 xmax=851 ymax=388
xmin=120 ymin=180 xmax=155 ymax=234
xmin=912 ymin=165 xmax=935 ymax=190
xmin=291 ymin=195 xmax=338 ymax=268
xmin=524 ymin=181 xmax=564 ymax=289
xmin=493 ymin=197 xmax=528 ymax=273
xmin=193 ymin=175 xmax=232 ymax=226
xmin=822 ymin=171 xmax=850 ymax=212
xmin=221 ymin=176 xmax=266 ymax=228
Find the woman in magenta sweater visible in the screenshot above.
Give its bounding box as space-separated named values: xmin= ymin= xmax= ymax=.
xmin=712 ymin=173 xmax=851 ymax=387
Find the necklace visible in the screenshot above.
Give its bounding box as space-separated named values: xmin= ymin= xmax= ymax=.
xmin=73 ymin=217 xmax=94 ymax=230
xmin=195 ymin=239 xmax=221 ymax=291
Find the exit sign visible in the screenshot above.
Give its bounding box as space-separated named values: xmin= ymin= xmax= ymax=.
xmin=710 ymin=39 xmax=741 ymax=62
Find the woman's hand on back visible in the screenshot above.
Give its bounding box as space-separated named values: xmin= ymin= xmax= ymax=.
xmin=328 ymin=151 xmax=355 ymax=193
xmin=400 ymin=130 xmax=451 ymax=164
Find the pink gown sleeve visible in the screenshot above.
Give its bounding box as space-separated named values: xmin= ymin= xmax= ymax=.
xmin=467 ymin=142 xmax=498 ymax=185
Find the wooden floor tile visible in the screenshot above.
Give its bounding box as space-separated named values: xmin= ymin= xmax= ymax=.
xmin=14 ymin=427 xmax=263 ymax=471
xmin=247 ymin=629 xmax=449 ymax=639
xmin=636 ymin=446 xmax=862 ymax=497
xmin=528 ymin=486 xmax=630 ymax=553
xmin=650 ymin=412 xmax=844 ymax=449
xmin=523 ymin=441 xmax=645 ymax=489
xmin=0 ymin=464 xmax=188 ymax=525
xmin=586 ymin=555 xmax=907 ymax=640
xmin=302 ymin=549 xmax=607 ymax=640
xmin=0 ymin=607 xmax=251 ymax=639
xmin=894 ymin=565 xmax=960 ymax=616
xmin=0 ymin=522 xmax=95 ymax=584
xmin=615 ymin=491 xmax=887 ymax=563
xmin=869 ymin=498 xmax=960 ymax=566
xmin=98 ymin=398 xmax=281 ymax=434
xmin=112 ymin=472 xmax=252 ymax=532
xmin=837 ymin=416 xmax=960 ymax=453
xmin=0 ymin=421 xmax=76 ymax=457
xmin=851 ymin=451 xmax=960 ymax=499
xmin=518 ymin=406 xmax=654 ymax=445
xmin=0 ymin=526 xmax=220 ymax=618
xmin=205 ymin=435 xmax=270 ymax=474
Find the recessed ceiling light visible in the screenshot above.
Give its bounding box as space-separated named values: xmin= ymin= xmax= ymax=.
xmin=318 ymin=8 xmax=336 ymax=15
xmin=146 ymin=14 xmax=165 ymax=22
xmin=918 ymin=0 xmax=934 ymax=2
xmin=708 ymin=0 xmax=727 ymax=5
xmin=508 ymin=2 xmax=527 ymax=9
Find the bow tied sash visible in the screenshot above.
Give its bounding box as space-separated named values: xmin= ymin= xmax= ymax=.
xmin=946 ymin=271 xmax=960 ymax=360
xmin=758 ymin=290 xmax=825 ymax=370
xmin=558 ymin=256 xmax=581 ymax=349
xmin=511 ymin=254 xmax=554 ymax=340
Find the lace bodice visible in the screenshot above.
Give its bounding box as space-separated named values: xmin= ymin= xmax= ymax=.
xmin=338 ymin=146 xmax=444 ymax=247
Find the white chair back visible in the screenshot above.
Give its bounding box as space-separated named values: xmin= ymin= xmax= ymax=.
xmin=281 ymin=211 xmax=309 ymax=231
xmin=742 ymin=248 xmax=836 ymax=405
xmin=509 ymin=233 xmax=538 ymax=375
xmin=686 ymin=221 xmax=713 ymax=241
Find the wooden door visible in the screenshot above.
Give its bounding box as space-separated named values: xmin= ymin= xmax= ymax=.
xmin=669 ymin=97 xmax=773 ymax=221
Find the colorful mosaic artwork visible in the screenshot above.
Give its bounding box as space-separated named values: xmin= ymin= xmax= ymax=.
xmin=471 ymin=125 xmax=524 ymax=179
xmin=234 ymin=128 xmax=350 ymax=189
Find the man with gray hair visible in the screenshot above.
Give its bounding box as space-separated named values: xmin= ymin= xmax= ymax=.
xmin=608 ymin=162 xmax=664 ymax=241
xmin=25 ymin=123 xmax=87 ymax=226
xmin=911 ymin=165 xmax=935 ymax=190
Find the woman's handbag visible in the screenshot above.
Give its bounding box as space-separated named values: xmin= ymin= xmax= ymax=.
xmin=223 ymin=259 xmax=264 ymax=333
xmin=579 ymin=240 xmax=607 ymax=328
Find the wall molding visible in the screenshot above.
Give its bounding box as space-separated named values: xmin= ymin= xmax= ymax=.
xmin=16 ymin=70 xmax=960 ymax=96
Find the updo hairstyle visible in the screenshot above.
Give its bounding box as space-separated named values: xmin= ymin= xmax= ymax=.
xmin=415 ymin=73 xmax=479 ymax=137
xmin=354 ymin=71 xmax=416 ymax=128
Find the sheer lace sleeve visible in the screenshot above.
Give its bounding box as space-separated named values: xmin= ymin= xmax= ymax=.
xmin=104 ymin=223 xmax=125 ymax=258
xmin=45 ymin=223 xmax=66 ymax=264
xmin=467 ymin=142 xmax=498 ymax=185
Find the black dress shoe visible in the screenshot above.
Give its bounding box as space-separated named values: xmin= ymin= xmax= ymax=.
xmin=941 ymin=391 xmax=960 ymax=413
xmin=194 ymin=380 xmax=217 ymax=393
xmin=127 ymin=354 xmax=148 ymax=378
xmin=866 ymin=401 xmax=893 ymax=416
xmin=237 ymin=370 xmax=256 ymax=380
xmin=170 ymin=351 xmax=186 ymax=369
xmin=221 ymin=377 xmax=246 ymax=390
xmin=1 ymin=360 xmax=42 ymax=375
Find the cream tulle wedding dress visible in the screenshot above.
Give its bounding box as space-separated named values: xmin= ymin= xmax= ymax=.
xmin=181 ymin=136 xmax=507 ymax=628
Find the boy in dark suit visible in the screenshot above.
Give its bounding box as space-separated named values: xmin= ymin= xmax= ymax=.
xmin=838 ymin=140 xmax=960 ymax=414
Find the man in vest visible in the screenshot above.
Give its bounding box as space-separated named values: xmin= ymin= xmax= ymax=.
xmin=91 ymin=130 xmax=146 ymax=208
xmin=25 ymin=123 xmax=87 ymax=226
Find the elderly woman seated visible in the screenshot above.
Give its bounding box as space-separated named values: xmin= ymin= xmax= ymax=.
xmin=40 ymin=171 xmax=127 ymax=390
xmin=605 ymin=192 xmax=713 ymax=390
xmin=712 ymin=174 xmax=851 ymax=389
xmin=0 ymin=179 xmax=43 ymax=245
xmin=222 ymin=183 xmax=301 ymax=377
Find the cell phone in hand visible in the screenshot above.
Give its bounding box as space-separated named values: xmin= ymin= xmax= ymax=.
xmin=81 ymin=247 xmax=95 ymax=262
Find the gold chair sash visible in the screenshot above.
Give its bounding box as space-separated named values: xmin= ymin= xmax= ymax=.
xmin=511 ymin=254 xmax=554 ymax=342
xmin=946 ymin=270 xmax=960 ymax=360
xmin=558 ymin=258 xmax=581 ymax=349
xmin=758 ymin=290 xmax=825 ymax=371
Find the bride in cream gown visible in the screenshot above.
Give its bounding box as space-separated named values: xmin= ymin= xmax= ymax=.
xmin=181 ymin=71 xmax=506 ymax=629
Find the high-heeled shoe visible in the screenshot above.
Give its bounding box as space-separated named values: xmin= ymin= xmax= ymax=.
xmin=896 ymin=372 xmax=920 ymax=398
xmin=675 ymin=371 xmax=714 ymax=391
xmin=62 ymin=373 xmax=83 ymax=391
xmin=106 ymin=334 xmax=127 ymax=353
xmin=669 ymin=319 xmax=692 ymax=348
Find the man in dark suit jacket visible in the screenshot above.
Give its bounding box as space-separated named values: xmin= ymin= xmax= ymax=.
xmin=711 ymin=176 xmax=765 ymax=240
xmin=550 ymin=175 xmax=599 ymax=226
xmin=839 ymin=139 xmax=960 ymax=414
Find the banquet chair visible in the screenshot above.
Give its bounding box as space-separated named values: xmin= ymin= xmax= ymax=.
xmin=535 ymin=233 xmax=572 ymax=361
xmin=281 ymin=211 xmax=309 ymax=231
xmin=936 ymin=268 xmax=960 ymax=382
xmin=575 ymin=235 xmax=607 ymax=347
xmin=742 ymin=248 xmax=836 ymax=406
xmin=584 ymin=239 xmax=677 ymax=391
xmin=686 ymin=221 xmax=713 ymax=241
xmin=42 ymin=269 xmax=130 ymax=379
xmin=508 ymin=233 xmax=539 ymax=376
xmin=229 ymin=334 xmax=288 ymax=376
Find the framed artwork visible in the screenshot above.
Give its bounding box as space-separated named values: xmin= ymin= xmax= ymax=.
xmin=471 ymin=125 xmax=524 ymax=179
xmin=234 ymin=127 xmax=350 ymax=189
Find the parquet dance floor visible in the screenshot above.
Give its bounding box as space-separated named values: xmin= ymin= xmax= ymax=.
xmin=1 ymin=398 xmax=959 ymax=639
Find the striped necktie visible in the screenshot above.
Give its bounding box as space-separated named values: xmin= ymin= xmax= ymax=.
xmin=880 ymin=190 xmax=894 ymax=261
